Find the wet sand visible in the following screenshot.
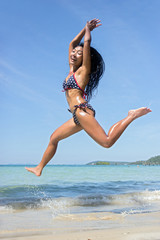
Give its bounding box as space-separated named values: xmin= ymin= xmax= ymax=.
xmin=1 ymin=210 xmax=160 ymax=240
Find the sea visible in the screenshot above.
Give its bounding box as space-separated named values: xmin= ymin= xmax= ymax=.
xmin=1 ymin=164 xmax=160 ymax=218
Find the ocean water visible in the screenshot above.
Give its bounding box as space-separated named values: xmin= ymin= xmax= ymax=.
xmin=1 ymin=165 xmax=160 ymax=217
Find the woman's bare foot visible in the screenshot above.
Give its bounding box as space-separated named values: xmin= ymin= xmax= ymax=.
xmin=25 ymin=166 xmax=42 ymax=177
xmin=128 ymin=107 xmax=152 ymax=120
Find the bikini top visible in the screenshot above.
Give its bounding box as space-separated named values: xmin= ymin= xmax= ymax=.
xmin=62 ymin=73 xmax=87 ymax=99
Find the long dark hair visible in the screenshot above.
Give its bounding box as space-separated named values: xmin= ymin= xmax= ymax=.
xmin=79 ymin=43 xmax=105 ymax=101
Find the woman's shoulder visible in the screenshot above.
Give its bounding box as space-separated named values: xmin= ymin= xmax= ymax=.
xmin=75 ymin=66 xmax=90 ymax=78
xmin=74 ymin=67 xmax=90 ymax=88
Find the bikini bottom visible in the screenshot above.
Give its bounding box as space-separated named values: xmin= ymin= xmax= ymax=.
xmin=68 ymin=102 xmax=96 ymax=125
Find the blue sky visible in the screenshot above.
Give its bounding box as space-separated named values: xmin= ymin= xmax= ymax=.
xmin=0 ymin=0 xmax=160 ymax=165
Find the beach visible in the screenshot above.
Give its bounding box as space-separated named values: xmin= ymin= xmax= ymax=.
xmin=1 ymin=165 xmax=160 ymax=239
xmin=1 ymin=210 xmax=160 ymax=240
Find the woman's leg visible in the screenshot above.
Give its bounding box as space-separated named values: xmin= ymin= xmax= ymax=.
xmin=76 ymin=107 xmax=151 ymax=148
xmin=25 ymin=118 xmax=82 ymax=176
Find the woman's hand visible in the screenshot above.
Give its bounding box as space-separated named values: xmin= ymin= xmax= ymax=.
xmin=86 ymin=19 xmax=102 ymax=31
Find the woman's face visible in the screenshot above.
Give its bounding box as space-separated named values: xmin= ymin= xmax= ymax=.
xmin=70 ymin=46 xmax=83 ymax=67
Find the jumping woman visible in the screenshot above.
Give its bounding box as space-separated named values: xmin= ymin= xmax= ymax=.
xmin=25 ymin=19 xmax=151 ymax=176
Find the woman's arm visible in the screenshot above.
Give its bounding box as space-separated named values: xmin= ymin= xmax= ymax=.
xmin=81 ymin=23 xmax=91 ymax=74
xmin=81 ymin=19 xmax=102 ymax=74
xmin=69 ymin=19 xmax=101 ymax=58
xmin=69 ymin=28 xmax=85 ymax=56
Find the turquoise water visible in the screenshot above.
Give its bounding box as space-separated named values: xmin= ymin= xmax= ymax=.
xmin=1 ymin=165 xmax=160 ymax=215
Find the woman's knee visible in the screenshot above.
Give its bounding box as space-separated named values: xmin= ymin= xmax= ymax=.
xmin=101 ymin=137 xmax=113 ymax=148
xmin=50 ymin=132 xmax=59 ymax=145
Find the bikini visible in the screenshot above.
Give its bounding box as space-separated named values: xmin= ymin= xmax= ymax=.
xmin=63 ymin=73 xmax=95 ymax=125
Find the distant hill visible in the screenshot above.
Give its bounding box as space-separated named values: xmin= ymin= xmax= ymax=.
xmin=87 ymin=161 xmax=110 ymax=165
xmin=87 ymin=161 xmax=129 ymax=166
xmin=87 ymin=156 xmax=160 ymax=166
xmin=131 ymin=155 xmax=160 ymax=166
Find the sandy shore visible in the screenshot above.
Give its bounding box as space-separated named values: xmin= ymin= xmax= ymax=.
xmin=1 ymin=227 xmax=160 ymax=240
xmin=1 ymin=210 xmax=160 ymax=240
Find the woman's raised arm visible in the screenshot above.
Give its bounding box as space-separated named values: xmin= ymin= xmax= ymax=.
xmin=82 ymin=19 xmax=102 ymax=74
xmin=69 ymin=19 xmax=101 ymax=59
xmin=69 ymin=28 xmax=85 ymax=58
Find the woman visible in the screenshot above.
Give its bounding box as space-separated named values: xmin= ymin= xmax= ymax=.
xmin=25 ymin=19 xmax=151 ymax=176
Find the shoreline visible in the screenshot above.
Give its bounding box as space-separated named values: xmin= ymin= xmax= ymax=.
xmin=1 ymin=165 xmax=160 ymax=239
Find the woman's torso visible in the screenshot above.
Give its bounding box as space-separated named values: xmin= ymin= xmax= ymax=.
xmin=63 ymin=72 xmax=89 ymax=112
